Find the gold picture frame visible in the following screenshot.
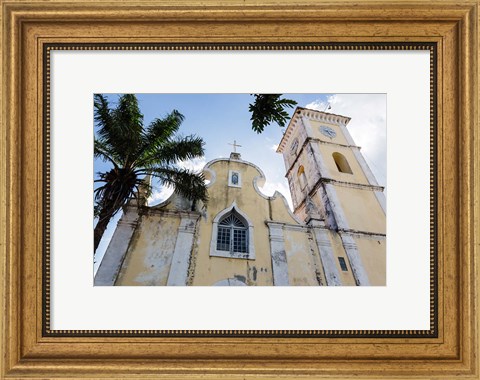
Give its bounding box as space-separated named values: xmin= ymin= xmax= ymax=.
xmin=1 ymin=0 xmax=478 ymax=378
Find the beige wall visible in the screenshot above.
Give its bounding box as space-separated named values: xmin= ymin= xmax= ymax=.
xmin=324 ymin=231 xmax=356 ymax=286
xmin=335 ymin=186 xmax=386 ymax=234
xmin=284 ymin=228 xmax=325 ymax=285
xmin=191 ymin=158 xmax=298 ymax=286
xmin=116 ymin=213 xmax=180 ymax=286
xmin=318 ymin=144 xmax=369 ymax=184
xmin=309 ymin=120 xmax=350 ymax=146
xmin=111 ymin=134 xmax=385 ymax=287
xmin=355 ymin=237 xmax=387 ymax=286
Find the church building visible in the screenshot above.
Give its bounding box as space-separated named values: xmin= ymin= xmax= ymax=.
xmin=94 ymin=107 xmax=386 ymax=286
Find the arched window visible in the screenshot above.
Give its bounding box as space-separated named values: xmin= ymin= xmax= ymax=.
xmin=332 ymin=152 xmax=353 ymax=174
xmin=297 ymin=165 xmax=307 ymax=190
xmin=216 ymin=210 xmax=249 ymax=254
xmin=210 ymin=203 xmax=255 ymax=260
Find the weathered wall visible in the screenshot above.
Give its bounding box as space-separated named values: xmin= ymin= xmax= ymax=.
xmin=323 ymin=230 xmax=357 ymax=286
xmin=101 ymin=110 xmax=386 ymax=287
xmin=191 ymin=158 xmax=297 ymax=286
xmin=315 ymin=144 xmax=369 ymax=185
xmin=116 ymin=212 xmax=180 ymax=286
xmin=283 ymin=228 xmax=325 ymax=286
xmin=355 ymin=237 xmax=387 ymax=286
xmin=277 ymin=108 xmax=386 ymax=287
xmin=334 ymin=186 xmax=386 ymax=234
xmin=108 ymin=156 xmax=340 ymax=287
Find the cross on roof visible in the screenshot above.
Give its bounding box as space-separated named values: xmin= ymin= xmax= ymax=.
xmin=228 ymin=140 xmax=242 ymax=153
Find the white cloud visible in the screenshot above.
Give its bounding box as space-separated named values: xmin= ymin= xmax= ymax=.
xmin=305 ymin=94 xmax=386 ymax=187
xmin=305 ymin=99 xmax=330 ymax=112
xmin=146 ymin=157 xmax=207 ymax=206
xmin=178 ymin=157 xmax=207 ymax=172
xmin=259 ymin=180 xmax=293 ymax=210
xmin=147 ymin=186 xmax=174 ymax=205
xmin=270 ymin=144 xmax=279 ymax=152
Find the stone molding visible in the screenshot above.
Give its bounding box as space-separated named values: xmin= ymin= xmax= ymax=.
xmin=338 ymin=228 xmax=386 ymax=240
xmin=293 ymin=178 xmax=385 ymax=216
xmin=266 ymin=221 xmax=308 ymax=232
xmin=309 ymin=226 xmax=342 ymax=286
xmin=167 ymin=215 xmax=200 ymax=286
xmin=267 ymin=223 xmax=289 ymax=286
xmin=141 ymin=207 xmax=200 ymax=219
xmin=340 ymin=234 xmax=370 ymax=286
xmin=94 ymin=208 xmax=140 ymax=286
xmin=319 ymin=178 xmax=385 ymax=192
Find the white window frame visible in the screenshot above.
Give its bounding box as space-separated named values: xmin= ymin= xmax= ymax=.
xmin=228 ymin=170 xmax=242 ymax=188
xmin=210 ymin=202 xmax=255 ymax=260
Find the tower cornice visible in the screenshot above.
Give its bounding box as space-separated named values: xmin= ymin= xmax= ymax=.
xmin=277 ymin=107 xmax=351 ymax=153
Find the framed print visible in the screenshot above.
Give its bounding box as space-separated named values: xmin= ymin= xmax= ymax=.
xmin=1 ymin=0 xmax=478 ymax=378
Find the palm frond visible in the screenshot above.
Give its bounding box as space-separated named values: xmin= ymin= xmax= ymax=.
xmin=94 ymin=94 xmax=145 ymax=165
xmin=136 ymin=134 xmax=205 ymax=168
xmin=145 ymin=167 xmax=208 ymax=205
xmin=94 ymin=139 xmax=122 ymax=167
xmin=94 ymin=94 xmax=114 ymax=132
xmin=144 ymin=110 xmax=184 ymax=143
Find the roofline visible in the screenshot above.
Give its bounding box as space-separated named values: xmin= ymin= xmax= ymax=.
xmin=276 ymin=107 xmax=351 ymax=153
xmin=204 ymin=156 xmax=266 ymax=180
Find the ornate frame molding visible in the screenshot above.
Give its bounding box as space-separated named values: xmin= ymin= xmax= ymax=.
xmin=1 ymin=1 xmax=478 ymax=378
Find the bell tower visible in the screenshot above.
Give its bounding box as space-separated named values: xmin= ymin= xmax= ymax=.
xmin=277 ymin=107 xmax=386 ymax=286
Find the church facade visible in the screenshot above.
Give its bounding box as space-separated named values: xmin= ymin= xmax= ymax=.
xmin=94 ymin=107 xmax=386 ymax=286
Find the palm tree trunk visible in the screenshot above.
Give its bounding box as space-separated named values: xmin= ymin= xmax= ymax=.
xmin=94 ymin=210 xmax=113 ymax=253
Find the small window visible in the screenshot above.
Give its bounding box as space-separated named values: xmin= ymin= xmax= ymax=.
xmin=216 ymin=210 xmax=248 ymax=254
xmin=297 ymin=165 xmax=307 ymax=190
xmin=332 ymin=152 xmax=353 ymax=174
xmin=338 ymin=257 xmax=348 ymax=272
xmin=228 ymin=170 xmax=242 ymax=187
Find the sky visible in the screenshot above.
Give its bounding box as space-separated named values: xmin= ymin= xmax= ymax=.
xmin=93 ymin=93 xmax=386 ymax=273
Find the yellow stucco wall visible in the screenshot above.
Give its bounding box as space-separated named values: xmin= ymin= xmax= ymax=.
xmin=334 ymin=186 xmax=386 ymax=234
xmin=283 ymin=228 xmax=325 ymax=285
xmin=319 ymin=145 xmax=369 ymax=184
xmin=270 ymin=195 xmax=299 ymax=224
xmin=191 ymin=158 xmax=298 ymax=286
xmin=116 ymin=213 xmax=180 ymax=286
xmin=111 ymin=149 xmax=384 ymax=287
xmin=355 ymin=237 xmax=387 ymax=286
xmin=323 ymin=230 xmax=356 ymax=286
xmin=309 ymin=120 xmax=349 ymax=145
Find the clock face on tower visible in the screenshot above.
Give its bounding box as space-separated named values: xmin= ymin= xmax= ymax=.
xmin=319 ymin=126 xmax=337 ymax=139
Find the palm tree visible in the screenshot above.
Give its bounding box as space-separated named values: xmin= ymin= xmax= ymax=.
xmin=93 ymin=94 xmax=208 ymax=253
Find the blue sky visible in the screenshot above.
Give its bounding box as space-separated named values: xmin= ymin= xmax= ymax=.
xmin=94 ymin=93 xmax=386 ymax=272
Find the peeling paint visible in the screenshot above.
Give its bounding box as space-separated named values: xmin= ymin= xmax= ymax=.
xmin=234 ymin=275 xmax=246 ymax=284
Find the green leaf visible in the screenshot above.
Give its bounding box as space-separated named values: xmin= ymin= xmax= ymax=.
xmin=248 ymin=94 xmax=297 ymax=133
